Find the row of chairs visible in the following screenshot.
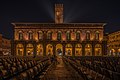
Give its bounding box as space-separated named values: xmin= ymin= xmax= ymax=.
xmin=64 ymin=56 xmax=120 ymax=80
xmin=0 ymin=56 xmax=52 ymax=80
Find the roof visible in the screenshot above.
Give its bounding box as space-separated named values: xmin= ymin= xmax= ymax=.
xmin=12 ymin=22 xmax=106 ymax=29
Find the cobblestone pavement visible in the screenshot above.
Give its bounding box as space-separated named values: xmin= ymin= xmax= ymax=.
xmin=45 ymin=56 xmax=84 ymax=80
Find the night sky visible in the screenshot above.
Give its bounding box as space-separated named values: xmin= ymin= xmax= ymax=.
xmin=0 ymin=0 xmax=120 ymax=39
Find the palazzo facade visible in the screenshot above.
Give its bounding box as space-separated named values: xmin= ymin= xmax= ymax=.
xmin=0 ymin=34 xmax=11 ymax=56
xmin=107 ymin=31 xmax=120 ymax=56
xmin=12 ymin=4 xmax=106 ymax=56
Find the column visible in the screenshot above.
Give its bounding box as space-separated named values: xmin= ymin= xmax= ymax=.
xmin=82 ymin=43 xmax=85 ymax=56
xmin=63 ymin=43 xmax=65 ymax=56
xmin=24 ymin=43 xmax=26 ymax=56
xmin=53 ymin=43 xmax=56 ymax=56
xmin=92 ymin=43 xmax=95 ymax=56
xmin=34 ymin=43 xmax=37 ymax=57
xmin=43 ymin=43 xmax=46 ymax=56
xmin=72 ymin=43 xmax=75 ymax=56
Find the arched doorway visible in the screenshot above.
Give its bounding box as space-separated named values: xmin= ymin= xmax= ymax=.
xmin=56 ymin=44 xmax=63 ymax=56
xmin=75 ymin=44 xmax=82 ymax=56
xmin=26 ymin=44 xmax=34 ymax=56
xmin=95 ymin=44 xmax=102 ymax=56
xmin=16 ymin=44 xmax=24 ymax=56
xmin=110 ymin=49 xmax=115 ymax=56
xmin=37 ymin=44 xmax=43 ymax=56
xmin=85 ymin=44 xmax=92 ymax=56
xmin=65 ymin=44 xmax=72 ymax=56
xmin=118 ymin=49 xmax=120 ymax=53
xmin=46 ymin=44 xmax=53 ymax=56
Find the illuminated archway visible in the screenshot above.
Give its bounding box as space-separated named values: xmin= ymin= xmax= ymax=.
xmin=85 ymin=44 xmax=92 ymax=56
xmin=16 ymin=44 xmax=24 ymax=56
xmin=26 ymin=44 xmax=34 ymax=56
xmin=56 ymin=44 xmax=63 ymax=56
xmin=37 ymin=44 xmax=43 ymax=56
xmin=65 ymin=44 xmax=72 ymax=56
xmin=118 ymin=49 xmax=120 ymax=53
xmin=110 ymin=49 xmax=115 ymax=56
xmin=95 ymin=44 xmax=102 ymax=56
xmin=75 ymin=44 xmax=82 ymax=56
xmin=46 ymin=44 xmax=53 ymax=56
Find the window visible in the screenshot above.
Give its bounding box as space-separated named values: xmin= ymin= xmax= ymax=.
xmin=47 ymin=31 xmax=52 ymax=40
xmin=57 ymin=31 xmax=62 ymax=40
xmin=86 ymin=31 xmax=90 ymax=40
xmin=76 ymin=31 xmax=80 ymax=40
xmin=95 ymin=31 xmax=99 ymax=40
xmin=38 ymin=31 xmax=43 ymax=40
xmin=18 ymin=31 xmax=23 ymax=40
xmin=66 ymin=31 xmax=71 ymax=40
xmin=28 ymin=31 xmax=33 ymax=40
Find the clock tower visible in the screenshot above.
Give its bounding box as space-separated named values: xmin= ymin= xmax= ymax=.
xmin=55 ymin=4 xmax=63 ymax=23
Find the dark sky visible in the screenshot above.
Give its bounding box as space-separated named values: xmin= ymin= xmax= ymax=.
xmin=0 ymin=0 xmax=120 ymax=39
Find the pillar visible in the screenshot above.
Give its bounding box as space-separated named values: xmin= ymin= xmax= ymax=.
xmin=72 ymin=43 xmax=75 ymax=56
xmin=82 ymin=43 xmax=85 ymax=56
xmin=43 ymin=43 xmax=46 ymax=56
xmin=92 ymin=43 xmax=95 ymax=56
xmin=24 ymin=43 xmax=26 ymax=56
xmin=53 ymin=43 xmax=56 ymax=56
xmin=63 ymin=43 xmax=65 ymax=56
xmin=34 ymin=43 xmax=37 ymax=57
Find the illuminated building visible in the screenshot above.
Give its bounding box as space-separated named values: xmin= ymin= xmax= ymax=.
xmin=12 ymin=4 xmax=106 ymax=56
xmin=107 ymin=31 xmax=120 ymax=56
xmin=0 ymin=34 xmax=11 ymax=56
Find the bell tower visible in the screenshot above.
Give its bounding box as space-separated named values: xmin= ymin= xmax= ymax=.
xmin=55 ymin=4 xmax=63 ymax=23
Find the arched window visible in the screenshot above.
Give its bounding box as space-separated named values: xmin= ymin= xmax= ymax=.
xmin=37 ymin=44 xmax=43 ymax=56
xmin=16 ymin=44 xmax=24 ymax=56
xmin=38 ymin=31 xmax=43 ymax=40
xmin=86 ymin=31 xmax=90 ymax=40
xmin=95 ymin=31 xmax=100 ymax=40
xmin=28 ymin=31 xmax=33 ymax=40
xmin=85 ymin=44 xmax=92 ymax=56
xmin=57 ymin=31 xmax=62 ymax=40
xmin=46 ymin=44 xmax=53 ymax=55
xmin=26 ymin=44 xmax=34 ymax=56
xmin=66 ymin=31 xmax=71 ymax=40
xmin=95 ymin=44 xmax=102 ymax=56
xmin=47 ymin=31 xmax=52 ymax=40
xmin=18 ymin=31 xmax=23 ymax=40
xmin=65 ymin=44 xmax=72 ymax=56
xmin=75 ymin=44 xmax=82 ymax=56
xmin=76 ymin=31 xmax=80 ymax=40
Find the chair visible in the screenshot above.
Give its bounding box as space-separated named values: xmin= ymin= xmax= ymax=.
xmin=112 ymin=72 xmax=120 ymax=80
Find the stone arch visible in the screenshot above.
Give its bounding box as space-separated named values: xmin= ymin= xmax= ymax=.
xmin=65 ymin=44 xmax=72 ymax=56
xmin=16 ymin=44 xmax=24 ymax=56
xmin=95 ymin=44 xmax=102 ymax=56
xmin=85 ymin=44 xmax=92 ymax=56
xmin=56 ymin=44 xmax=63 ymax=56
xmin=46 ymin=44 xmax=53 ymax=56
xmin=37 ymin=44 xmax=43 ymax=56
xmin=75 ymin=44 xmax=82 ymax=56
xmin=26 ymin=43 xmax=34 ymax=56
